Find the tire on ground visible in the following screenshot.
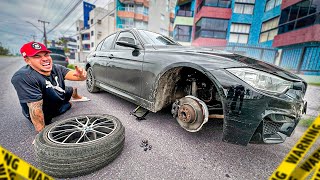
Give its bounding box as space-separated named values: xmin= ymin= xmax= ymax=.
xmin=34 ymin=114 xmax=125 ymax=178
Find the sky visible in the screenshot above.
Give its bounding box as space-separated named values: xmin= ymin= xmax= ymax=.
xmin=0 ymin=0 xmax=108 ymax=55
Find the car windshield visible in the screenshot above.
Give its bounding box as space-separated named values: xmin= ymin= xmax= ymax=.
xmin=138 ymin=30 xmax=180 ymax=46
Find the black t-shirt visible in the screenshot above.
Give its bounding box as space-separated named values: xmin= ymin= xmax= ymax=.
xmin=11 ymin=64 xmax=73 ymax=122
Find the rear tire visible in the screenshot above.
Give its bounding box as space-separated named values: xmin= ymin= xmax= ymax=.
xmin=34 ymin=114 xmax=125 ymax=178
xmin=86 ymin=67 xmax=100 ymax=93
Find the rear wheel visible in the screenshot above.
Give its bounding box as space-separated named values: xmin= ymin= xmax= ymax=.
xmin=86 ymin=67 xmax=100 ymax=93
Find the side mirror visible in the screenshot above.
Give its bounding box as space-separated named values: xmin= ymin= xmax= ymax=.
xmin=116 ymin=41 xmax=141 ymax=49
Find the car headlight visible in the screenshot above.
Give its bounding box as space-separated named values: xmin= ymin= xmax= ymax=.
xmin=227 ymin=68 xmax=293 ymax=94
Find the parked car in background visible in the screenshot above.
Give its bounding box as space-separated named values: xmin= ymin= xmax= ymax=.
xmin=85 ymin=29 xmax=307 ymax=146
xmin=48 ymin=47 xmax=69 ymax=67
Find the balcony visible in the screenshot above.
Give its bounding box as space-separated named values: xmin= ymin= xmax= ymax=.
xmin=143 ymin=0 xmax=149 ymax=7
xmin=134 ymin=0 xmax=143 ymax=4
xmin=143 ymin=15 xmax=149 ymax=22
xmin=118 ymin=7 xmax=135 ymax=18
xmin=134 ymin=13 xmax=144 ymax=20
xmin=117 ymin=24 xmax=134 ymax=29
xmin=177 ymin=10 xmax=193 ymax=17
xmin=119 ymin=0 xmax=134 ymax=4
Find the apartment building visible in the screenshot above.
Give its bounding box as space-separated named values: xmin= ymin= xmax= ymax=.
xmin=116 ymin=0 xmax=176 ymax=36
xmin=173 ymin=0 xmax=320 ymax=75
xmin=76 ymin=1 xmax=115 ymax=62
xmin=273 ymin=0 xmax=320 ymax=75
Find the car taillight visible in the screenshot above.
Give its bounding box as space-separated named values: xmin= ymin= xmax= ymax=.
xmin=65 ymin=57 xmax=69 ymax=62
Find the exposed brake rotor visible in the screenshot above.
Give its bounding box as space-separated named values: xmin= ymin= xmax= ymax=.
xmin=171 ymin=95 xmax=209 ymax=132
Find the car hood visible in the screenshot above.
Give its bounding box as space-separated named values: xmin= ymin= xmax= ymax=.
xmin=150 ymin=45 xmax=304 ymax=82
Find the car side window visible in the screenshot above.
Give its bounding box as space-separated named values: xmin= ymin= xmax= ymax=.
xmin=115 ymin=32 xmax=136 ymax=50
xmin=100 ymin=34 xmax=116 ymax=51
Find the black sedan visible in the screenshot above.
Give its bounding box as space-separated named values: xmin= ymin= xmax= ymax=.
xmin=85 ymin=29 xmax=307 ymax=146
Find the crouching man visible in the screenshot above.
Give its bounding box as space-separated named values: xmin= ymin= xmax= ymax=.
xmin=11 ymin=41 xmax=87 ymax=132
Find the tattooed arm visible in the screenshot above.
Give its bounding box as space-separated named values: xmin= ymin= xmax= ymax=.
xmin=27 ymin=100 xmax=45 ymax=132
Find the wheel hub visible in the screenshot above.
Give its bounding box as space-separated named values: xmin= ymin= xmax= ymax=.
xmin=178 ymin=104 xmax=196 ymax=123
xmin=172 ymin=96 xmax=209 ymax=132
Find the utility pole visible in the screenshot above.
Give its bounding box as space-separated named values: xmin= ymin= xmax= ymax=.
xmin=38 ymin=20 xmax=50 ymax=47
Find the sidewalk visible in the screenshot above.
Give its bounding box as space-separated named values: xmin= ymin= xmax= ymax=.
xmin=303 ymin=85 xmax=320 ymax=117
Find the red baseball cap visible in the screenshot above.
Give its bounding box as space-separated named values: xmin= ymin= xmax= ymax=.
xmin=20 ymin=41 xmax=51 ymax=58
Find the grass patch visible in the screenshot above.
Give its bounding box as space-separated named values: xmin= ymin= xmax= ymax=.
xmin=299 ymin=117 xmax=316 ymax=127
xmin=67 ymin=64 xmax=75 ymax=70
xmin=308 ymin=82 xmax=320 ymax=87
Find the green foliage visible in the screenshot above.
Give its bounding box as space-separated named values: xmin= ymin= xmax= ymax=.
xmin=67 ymin=64 xmax=75 ymax=70
xmin=299 ymin=117 xmax=316 ymax=127
xmin=308 ymin=82 xmax=320 ymax=87
xmin=0 ymin=42 xmax=10 ymax=55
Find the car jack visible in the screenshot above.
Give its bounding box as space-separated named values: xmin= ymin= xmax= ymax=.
xmin=130 ymin=105 xmax=149 ymax=120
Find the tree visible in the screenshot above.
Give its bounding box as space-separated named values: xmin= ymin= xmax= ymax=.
xmin=0 ymin=42 xmax=10 ymax=55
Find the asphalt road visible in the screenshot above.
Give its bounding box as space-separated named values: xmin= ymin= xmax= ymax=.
xmin=0 ymin=56 xmax=319 ymax=180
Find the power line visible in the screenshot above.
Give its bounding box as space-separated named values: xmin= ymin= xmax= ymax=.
xmin=62 ymin=0 xmax=112 ymax=36
xmin=47 ymin=0 xmax=83 ymax=34
xmin=66 ymin=5 xmax=117 ymax=38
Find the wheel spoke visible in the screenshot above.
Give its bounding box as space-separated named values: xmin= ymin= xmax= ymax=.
xmin=93 ymin=126 xmax=114 ymax=131
xmin=74 ymin=117 xmax=84 ymax=126
xmin=76 ymin=131 xmax=86 ymax=143
xmin=55 ymin=124 xmax=79 ymax=128
xmin=85 ymin=116 xmax=90 ymax=126
xmin=91 ymin=129 xmax=107 ymax=136
xmin=92 ymin=121 xmax=113 ymax=127
xmin=62 ymin=131 xmax=79 ymax=143
xmin=91 ymin=117 xmax=103 ymax=126
xmin=49 ymin=128 xmax=79 ymax=134
xmin=84 ymin=133 xmax=91 ymax=141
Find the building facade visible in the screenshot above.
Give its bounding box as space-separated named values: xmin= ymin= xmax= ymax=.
xmin=172 ymin=0 xmax=320 ymax=75
xmin=273 ymin=0 xmax=320 ymax=75
xmin=76 ymin=2 xmax=115 ymax=62
xmin=116 ymin=0 xmax=176 ymax=36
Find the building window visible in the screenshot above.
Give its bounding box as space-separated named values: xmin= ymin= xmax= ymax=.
xmin=177 ymin=1 xmax=193 ymax=17
xmin=234 ymin=3 xmax=255 ymax=14
xmin=91 ymin=19 xmax=93 ymax=24
xmin=91 ymin=31 xmax=94 ymax=36
xmin=195 ymin=18 xmax=229 ymax=39
xmin=91 ymin=42 xmax=94 ymax=48
xmin=278 ymin=0 xmax=319 ymax=34
xmin=197 ymin=0 xmax=232 ymax=12
xmin=174 ymin=25 xmax=192 ymax=42
xmin=259 ymin=17 xmax=279 ymax=43
xmin=77 ymin=36 xmax=79 ymax=40
xmin=265 ymin=0 xmax=282 ymax=12
xmin=229 ymin=23 xmax=250 ymax=43
xmin=77 ymin=27 xmax=79 ymax=31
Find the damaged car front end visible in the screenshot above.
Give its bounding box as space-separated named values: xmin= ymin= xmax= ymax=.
xmin=86 ymin=29 xmax=307 ymax=146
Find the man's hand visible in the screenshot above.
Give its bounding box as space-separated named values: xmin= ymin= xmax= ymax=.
xmin=73 ymin=66 xmax=87 ymax=80
xmin=65 ymin=66 xmax=87 ymax=81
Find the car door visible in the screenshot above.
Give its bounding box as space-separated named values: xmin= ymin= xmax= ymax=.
xmin=106 ymin=31 xmax=144 ymax=97
xmin=92 ymin=33 xmax=116 ymax=84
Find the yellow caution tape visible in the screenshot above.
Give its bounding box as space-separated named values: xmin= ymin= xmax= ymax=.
xmin=0 ymin=145 xmax=54 ymax=180
xmin=270 ymin=115 xmax=320 ymax=180
xmin=311 ymin=164 xmax=320 ymax=180
xmin=291 ymin=146 xmax=320 ymax=179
